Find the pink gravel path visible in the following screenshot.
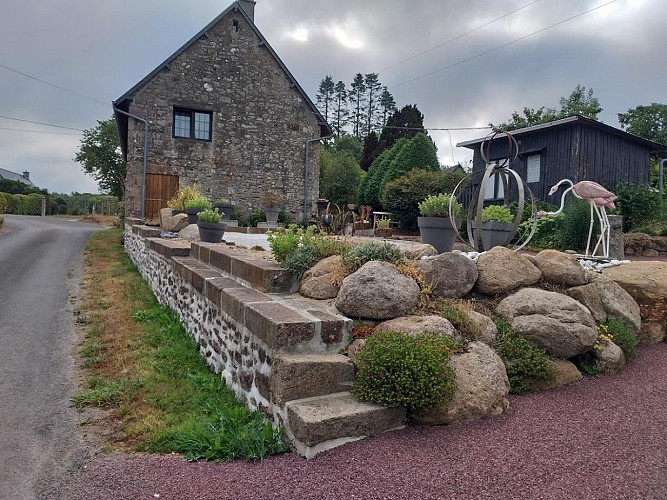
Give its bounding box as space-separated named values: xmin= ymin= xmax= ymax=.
xmin=58 ymin=343 xmax=667 ymax=500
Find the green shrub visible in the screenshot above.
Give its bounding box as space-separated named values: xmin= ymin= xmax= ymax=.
xmin=184 ymin=196 xmax=212 ymax=211
xmin=282 ymin=245 xmax=319 ymax=277
xmin=614 ymin=182 xmax=662 ymax=232
xmin=515 ymin=212 xmax=566 ymax=249
xmin=418 ymin=193 xmax=461 ymax=218
xmin=358 ymin=138 xmax=409 ymax=209
xmin=605 ymin=317 xmax=638 ymax=360
xmin=481 ymin=204 xmax=514 ymax=223
xmin=319 ymin=149 xmax=364 ymax=207
xmin=380 ymin=133 xmax=440 ymax=194
xmin=353 ymin=330 xmax=457 ymax=412
xmin=561 ymin=198 xmax=598 ymax=252
xmin=494 ymin=320 xmax=555 ymax=394
xmin=197 ymin=208 xmax=221 ymax=224
xmin=312 ymin=235 xmax=350 ymax=258
xmin=343 ymin=241 xmax=405 ymax=272
xmin=266 ymin=224 xmax=316 ymax=262
xmin=381 ymin=168 xmax=467 ymax=230
xmin=167 ymin=185 xmax=204 ymax=211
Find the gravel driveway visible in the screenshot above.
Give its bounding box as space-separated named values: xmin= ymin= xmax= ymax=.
xmin=58 ymin=343 xmax=667 ymax=500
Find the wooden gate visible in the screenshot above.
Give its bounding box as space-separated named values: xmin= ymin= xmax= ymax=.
xmin=145 ymin=173 xmax=179 ymax=221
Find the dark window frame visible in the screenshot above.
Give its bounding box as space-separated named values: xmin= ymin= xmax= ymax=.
xmin=172 ymin=107 xmax=213 ymax=141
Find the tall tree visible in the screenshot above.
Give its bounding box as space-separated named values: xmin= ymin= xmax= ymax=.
xmin=349 ymin=73 xmax=366 ymax=140
xmin=316 ymin=75 xmax=335 ymax=123
xmin=363 ymin=73 xmax=382 ymax=137
xmin=491 ymin=84 xmax=603 ymax=131
xmin=377 ymin=104 xmax=425 ymax=153
xmin=75 ymin=118 xmax=125 ymax=198
xmin=360 ymin=132 xmax=379 ymax=171
xmin=332 ymin=80 xmax=348 ymax=137
xmin=379 ymin=87 xmax=397 ymax=126
xmin=618 ymin=103 xmax=667 ymax=146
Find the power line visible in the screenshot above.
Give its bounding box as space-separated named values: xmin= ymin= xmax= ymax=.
xmin=383 ymin=125 xmax=490 ymax=131
xmin=0 ymin=114 xmax=84 ymax=131
xmin=390 ymin=0 xmax=618 ymax=89
xmin=379 ymin=0 xmax=543 ymax=73
xmin=0 ymin=62 xmax=109 ymax=106
xmin=0 ymin=126 xmax=82 ymax=136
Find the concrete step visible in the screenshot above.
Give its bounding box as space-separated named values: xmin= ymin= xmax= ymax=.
xmin=271 ymin=353 xmax=354 ymax=405
xmin=285 ymin=392 xmax=406 ymax=459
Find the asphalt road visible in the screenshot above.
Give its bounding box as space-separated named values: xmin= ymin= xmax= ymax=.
xmin=0 ymin=215 xmax=102 ymax=500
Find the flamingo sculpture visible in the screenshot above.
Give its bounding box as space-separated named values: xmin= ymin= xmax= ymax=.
xmin=537 ymin=179 xmax=617 ymax=258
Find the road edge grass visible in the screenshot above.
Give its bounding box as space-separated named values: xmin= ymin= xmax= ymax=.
xmin=73 ymin=228 xmax=288 ymax=461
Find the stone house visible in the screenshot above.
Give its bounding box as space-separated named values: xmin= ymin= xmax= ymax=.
xmin=114 ymin=0 xmax=331 ymax=220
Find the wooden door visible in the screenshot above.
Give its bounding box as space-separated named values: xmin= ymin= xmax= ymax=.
xmin=145 ymin=173 xmax=179 ymax=221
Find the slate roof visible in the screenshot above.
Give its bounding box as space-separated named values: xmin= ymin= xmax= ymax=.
xmin=0 ymin=167 xmax=34 ymax=186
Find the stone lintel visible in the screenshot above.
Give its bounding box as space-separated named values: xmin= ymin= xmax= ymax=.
xmin=147 ymin=238 xmax=190 ymax=258
xmin=220 ymin=287 xmax=274 ymax=324
xmin=205 ymin=276 xmax=246 ymax=308
xmin=134 ymin=225 xmax=161 ymax=238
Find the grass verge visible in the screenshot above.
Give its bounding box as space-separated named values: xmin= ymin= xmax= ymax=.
xmin=74 ymin=228 xmax=287 ymax=461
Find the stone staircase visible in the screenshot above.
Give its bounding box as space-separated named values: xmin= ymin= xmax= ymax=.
xmin=130 ymin=224 xmax=405 ymax=457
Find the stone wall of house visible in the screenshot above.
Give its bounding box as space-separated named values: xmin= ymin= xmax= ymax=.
xmin=124 ymin=5 xmax=322 ymax=220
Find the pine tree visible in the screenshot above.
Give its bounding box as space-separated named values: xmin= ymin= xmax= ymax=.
xmin=363 ymin=73 xmax=382 ymax=137
xmin=379 ymin=87 xmax=397 ymax=126
xmin=349 ymin=73 xmax=366 ymax=140
xmin=333 ymin=80 xmax=348 ymax=137
xmin=360 ymin=132 xmax=379 ymax=171
xmin=316 ymin=76 xmax=335 ymax=123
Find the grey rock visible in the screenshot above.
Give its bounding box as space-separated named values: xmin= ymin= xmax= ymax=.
xmin=468 ymin=310 xmax=497 ymax=344
xmin=534 ymin=249 xmax=587 ymax=287
xmin=475 ymin=246 xmax=541 ymax=295
xmin=178 ymin=224 xmax=201 ymax=240
xmin=594 ymin=280 xmax=641 ymax=333
xmin=161 ymin=209 xmax=190 ymax=232
xmin=414 ymin=341 xmax=510 ymax=425
xmin=299 ymin=255 xmax=346 ymax=300
xmin=416 ymin=252 xmax=478 ymax=298
xmin=594 ymin=341 xmax=626 ymax=375
xmin=335 ymin=261 xmax=420 ymax=320
xmin=535 ymin=359 xmax=582 ymax=390
xmin=567 ymin=284 xmax=608 ymax=324
xmin=496 ymin=288 xmax=597 ymax=359
xmin=374 ymin=315 xmax=459 ymax=340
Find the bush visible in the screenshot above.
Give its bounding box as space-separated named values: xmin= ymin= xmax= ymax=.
xmin=319 ymin=149 xmax=364 ymax=208
xmin=481 ymin=204 xmax=514 ymax=223
xmin=197 ymin=208 xmax=221 ymax=224
xmin=605 ymin=317 xmax=638 ymax=360
xmin=494 ymin=320 xmax=555 ymax=394
xmin=418 ymin=193 xmax=461 ymax=218
xmin=614 ymin=182 xmax=662 ymax=232
xmin=266 ymin=224 xmax=316 ymax=262
xmin=381 ymin=133 xmax=440 ymax=195
xmin=167 ymin=185 xmax=204 ymax=211
xmin=382 ymin=169 xmax=466 ymax=230
xmin=282 ymin=245 xmax=319 ymax=277
xmin=515 ymin=212 xmax=566 ymax=249
xmin=561 ymin=198 xmax=598 ymax=252
xmin=343 ymin=241 xmax=405 ymax=272
xmin=184 ymin=196 xmax=212 ymax=211
xmin=353 ymin=330 xmax=457 ymax=412
xmin=358 ymin=138 xmax=409 ymax=209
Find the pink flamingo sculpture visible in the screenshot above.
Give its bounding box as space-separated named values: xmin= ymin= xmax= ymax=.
xmin=537 ymin=179 xmax=617 ymax=258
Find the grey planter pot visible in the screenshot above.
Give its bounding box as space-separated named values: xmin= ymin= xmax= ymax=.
xmin=186 ymin=207 xmax=203 ymax=224
xmin=213 ymin=203 xmax=234 ymax=221
xmin=264 ymin=207 xmax=281 ymax=224
xmin=471 ymin=221 xmax=514 ymax=251
xmin=418 ymin=216 xmax=461 ymax=253
xmin=197 ymin=221 xmax=227 ymax=243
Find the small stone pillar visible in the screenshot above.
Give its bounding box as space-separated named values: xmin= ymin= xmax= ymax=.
xmin=607 ymin=215 xmax=624 ymax=260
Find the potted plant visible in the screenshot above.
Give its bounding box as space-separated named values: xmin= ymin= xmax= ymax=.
xmin=471 ymin=204 xmax=515 ymax=250
xmin=185 ymin=196 xmax=212 ymax=224
xmin=261 ymin=191 xmax=283 ymax=224
xmin=197 ymin=208 xmax=227 ymax=243
xmin=355 ymin=205 xmax=373 ymax=230
xmin=417 ymin=193 xmax=462 ymax=253
xmin=375 ymin=218 xmax=393 ymax=238
xmin=212 ymin=198 xmax=234 ymax=221
xmin=167 ymin=184 xmax=204 ymax=215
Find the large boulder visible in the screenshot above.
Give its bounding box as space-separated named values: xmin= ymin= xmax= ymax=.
xmin=178 ymin=224 xmax=200 ymax=240
xmin=415 ymin=252 xmax=478 ymax=299
xmin=594 ymin=341 xmax=626 ymax=375
xmin=300 ymin=255 xmax=347 ymax=300
xmin=496 ymin=288 xmax=597 ymax=359
xmin=475 ymin=246 xmax=541 ymax=295
xmin=602 ymin=262 xmax=667 ymax=342
xmin=414 ymin=341 xmax=510 ymax=425
xmin=335 ymin=261 xmax=420 ymax=320
xmin=374 ymin=315 xmax=459 ymax=340
xmin=568 ymin=280 xmax=641 ymax=332
xmin=534 ymin=249 xmax=587 ymax=287
xmin=161 ymin=208 xmax=190 ymax=233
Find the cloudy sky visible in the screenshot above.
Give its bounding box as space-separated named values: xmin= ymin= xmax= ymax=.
xmin=0 ymin=0 xmax=664 ymax=194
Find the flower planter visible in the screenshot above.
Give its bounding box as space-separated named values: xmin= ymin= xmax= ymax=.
xmin=212 ymin=203 xmax=234 ymax=221
xmin=264 ymin=207 xmax=281 ymax=224
xmin=197 ymin=221 xmax=227 ymax=243
xmin=375 ymin=227 xmax=393 ymax=238
xmin=186 ymin=207 xmax=203 ymax=224
xmin=418 ymin=216 xmax=461 ymax=253
xmin=471 ymin=221 xmax=514 ymax=251
xmin=354 ymin=222 xmax=372 ymax=230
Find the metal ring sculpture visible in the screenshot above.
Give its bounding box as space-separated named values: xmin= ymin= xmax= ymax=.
xmin=449 ymin=131 xmax=539 ymax=252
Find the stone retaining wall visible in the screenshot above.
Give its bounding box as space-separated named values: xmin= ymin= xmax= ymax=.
xmin=624 ymin=233 xmax=667 ymax=258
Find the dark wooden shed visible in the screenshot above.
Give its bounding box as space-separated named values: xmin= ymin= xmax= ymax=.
xmin=457 ymin=115 xmax=665 ymax=204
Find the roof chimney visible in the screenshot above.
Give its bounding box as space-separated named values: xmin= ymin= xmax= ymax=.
xmin=238 ymin=0 xmax=256 ymax=22
xmin=22 ymin=171 xmax=30 ymax=180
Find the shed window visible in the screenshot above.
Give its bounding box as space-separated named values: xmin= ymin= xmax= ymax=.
xmin=173 ymin=108 xmax=212 ymax=141
xmin=484 ymin=173 xmax=505 ymax=200
xmin=526 ymin=154 xmax=541 ymax=183
xmin=232 ymin=19 xmax=239 ymax=32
